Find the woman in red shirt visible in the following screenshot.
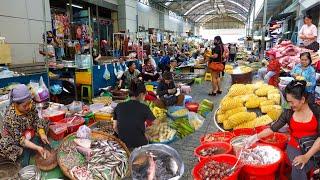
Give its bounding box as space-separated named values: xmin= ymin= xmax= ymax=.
xmin=265 ymin=50 xmax=281 ymax=87
xmin=246 ymin=80 xmax=320 ymax=180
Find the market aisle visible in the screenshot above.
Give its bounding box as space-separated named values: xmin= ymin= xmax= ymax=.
xmin=169 ymin=75 xmax=231 ymax=179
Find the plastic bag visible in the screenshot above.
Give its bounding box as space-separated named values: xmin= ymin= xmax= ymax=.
xmin=31 ymin=76 xmax=50 ymax=103
xmin=76 ymin=125 xmax=91 ymax=139
xmin=103 ymin=64 xmax=110 ymax=81
xmin=188 ymin=112 xmax=205 ymax=130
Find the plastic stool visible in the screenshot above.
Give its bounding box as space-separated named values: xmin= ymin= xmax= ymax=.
xmin=81 ymin=85 xmax=92 ymax=103
xmin=204 ymin=73 xmax=212 ymax=81
xmin=194 ymin=78 xmax=203 ymax=84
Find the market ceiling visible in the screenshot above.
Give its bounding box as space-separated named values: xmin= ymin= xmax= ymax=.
xmin=151 ymin=0 xmax=252 ymax=24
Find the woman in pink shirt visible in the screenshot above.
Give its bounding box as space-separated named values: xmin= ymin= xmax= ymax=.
xmin=299 ymin=15 xmax=318 ymax=52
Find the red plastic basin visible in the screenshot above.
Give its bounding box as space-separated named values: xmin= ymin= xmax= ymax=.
xmin=233 ymin=128 xmax=255 ymax=136
xmin=194 ymin=142 xmax=232 ymax=161
xmin=55 ymin=116 xmax=85 ymax=134
xmin=200 ymin=132 xmax=234 ymax=144
xmin=185 ymin=102 xmax=199 ymax=112
xmin=44 ymin=111 xmax=66 ymax=122
xmin=48 ymin=124 xmax=67 ymax=141
xmin=193 ymin=154 xmax=241 ymax=180
xmin=259 ymin=133 xmax=288 ymax=150
xmin=241 ymin=144 xmax=284 ymax=177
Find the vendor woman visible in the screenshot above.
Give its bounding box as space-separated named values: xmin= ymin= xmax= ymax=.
xmin=113 ymin=79 xmax=155 ymax=150
xmin=118 ymin=61 xmax=141 ymax=88
xmin=246 ymin=80 xmax=320 ymax=180
xmin=155 ymin=72 xmax=184 ymax=108
xmin=0 ymin=84 xmax=49 ymax=166
xmin=291 ymin=52 xmax=316 ymax=94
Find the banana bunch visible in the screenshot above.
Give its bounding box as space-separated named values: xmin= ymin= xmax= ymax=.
xmin=151 ymin=107 xmax=167 ymax=119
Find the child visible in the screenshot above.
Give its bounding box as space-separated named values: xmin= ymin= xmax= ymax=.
xmin=264 ymin=50 xmax=281 ymax=87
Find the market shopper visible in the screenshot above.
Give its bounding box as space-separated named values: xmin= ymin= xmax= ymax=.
xmin=158 ymin=51 xmax=170 ymax=73
xmin=264 ymin=50 xmax=281 ymax=87
xmin=229 ymin=44 xmax=237 ymax=62
xmin=299 ymin=15 xmax=319 ymax=52
xmin=113 ymin=79 xmax=155 ymax=150
xmin=118 ymin=61 xmax=141 ymax=88
xmin=291 ymin=52 xmax=316 ymax=94
xmin=142 ymin=58 xmax=160 ymax=82
xmin=0 ymin=84 xmax=49 ymax=166
xmin=155 ymin=72 xmax=184 ymax=108
xmin=245 ymin=80 xmax=320 ymax=180
xmin=208 ymin=36 xmax=224 ymax=96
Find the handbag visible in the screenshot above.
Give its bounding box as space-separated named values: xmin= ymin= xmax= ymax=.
xmin=209 ymin=45 xmax=225 ymax=72
xmin=209 ymin=62 xmax=224 ymax=71
xmin=305 ymin=41 xmax=320 ymax=52
xmin=296 ymin=135 xmax=320 ymax=159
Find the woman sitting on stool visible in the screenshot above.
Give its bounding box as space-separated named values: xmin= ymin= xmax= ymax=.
xmin=142 ymin=58 xmax=160 ymax=82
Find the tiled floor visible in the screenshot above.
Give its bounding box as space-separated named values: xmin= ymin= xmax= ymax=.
xmin=169 ymin=76 xmax=231 ymax=179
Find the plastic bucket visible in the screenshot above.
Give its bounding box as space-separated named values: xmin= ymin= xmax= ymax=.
xmin=145 ymin=84 xmax=154 ymax=92
xmin=240 ymin=144 xmax=284 ymax=180
xmin=194 ymin=142 xmax=232 ymax=161
xmin=233 ymin=128 xmax=255 ymax=136
xmin=259 ymin=133 xmax=288 ymax=150
xmin=200 ymin=132 xmax=234 ymax=144
xmin=192 ymin=154 xmax=241 ymax=180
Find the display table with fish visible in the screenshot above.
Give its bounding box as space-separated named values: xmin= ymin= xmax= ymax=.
xmin=57 ymin=131 xmax=130 ymax=180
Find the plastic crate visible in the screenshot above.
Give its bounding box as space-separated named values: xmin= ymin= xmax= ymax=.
xmin=75 ymin=71 xmax=92 ymax=85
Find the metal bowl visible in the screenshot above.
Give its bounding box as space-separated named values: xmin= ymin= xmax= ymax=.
xmin=129 ymin=144 xmax=184 ymax=180
xmin=18 ymin=165 xmax=41 ymax=180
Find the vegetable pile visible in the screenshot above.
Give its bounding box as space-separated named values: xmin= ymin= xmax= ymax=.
xmin=199 ymin=160 xmax=232 ymax=179
xmin=169 ymin=119 xmax=195 ymax=138
xmin=145 ymin=122 xmax=176 ymax=143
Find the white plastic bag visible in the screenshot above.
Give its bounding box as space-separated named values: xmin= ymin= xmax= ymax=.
xmin=188 ymin=112 xmax=205 ymax=130
xmin=103 ymin=64 xmax=110 ymax=80
xmin=116 ymin=62 xmax=124 ymax=79
xmin=32 ymin=76 xmax=50 ymax=103
xmin=76 ymin=125 xmax=92 ymax=139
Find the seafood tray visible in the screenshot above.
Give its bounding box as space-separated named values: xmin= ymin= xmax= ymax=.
xmin=89 ymin=121 xmax=115 ymax=135
xmin=57 ymin=131 xmax=130 ymax=180
xmin=174 ymin=73 xmax=198 ymax=80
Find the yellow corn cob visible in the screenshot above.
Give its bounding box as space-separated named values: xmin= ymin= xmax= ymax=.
xmin=260 ymin=105 xmax=282 ymax=114
xmin=245 ymin=96 xmax=261 ymax=109
xmin=217 ymin=114 xmax=228 ymax=123
xmin=254 ymin=115 xmax=274 ymax=126
xmin=223 ymin=120 xmax=234 ymax=130
xmin=260 ymin=100 xmax=275 ymax=107
xmin=220 ymin=97 xmax=243 ymax=111
xmin=216 ymin=109 xmax=224 ymax=115
xmin=228 ymin=84 xmax=252 ymax=97
xmin=255 ymin=85 xmax=275 ymax=97
xmin=268 ymin=93 xmax=281 ymax=105
xmin=234 ymin=119 xmax=257 ymax=129
xmin=228 ymin=112 xmax=257 ymax=127
xmin=267 ymin=106 xmax=282 ymax=121
xmin=258 ymin=97 xmax=268 ymax=102
xmin=225 ymin=107 xmax=247 ymax=118
xmin=268 ymin=89 xmax=279 ymax=95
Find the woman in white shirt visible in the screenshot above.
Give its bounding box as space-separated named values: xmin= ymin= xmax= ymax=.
xmin=299 ymin=15 xmax=318 ymax=51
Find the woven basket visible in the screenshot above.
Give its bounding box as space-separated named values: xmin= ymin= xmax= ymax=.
xmin=35 ymin=150 xmax=58 ymax=171
xmin=57 ymin=131 xmax=130 ymax=180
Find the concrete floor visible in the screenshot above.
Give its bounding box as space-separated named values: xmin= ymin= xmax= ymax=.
xmin=169 ymin=76 xmax=231 ymax=179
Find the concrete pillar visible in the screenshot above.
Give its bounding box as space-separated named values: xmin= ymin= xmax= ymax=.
xmin=159 ymin=11 xmax=165 ymax=30
xmin=111 ymin=11 xmax=119 ymax=33
xmin=118 ymin=0 xmax=137 ymax=33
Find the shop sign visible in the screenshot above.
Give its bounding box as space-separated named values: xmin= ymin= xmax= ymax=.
xmin=138 ymin=0 xmax=149 ymax=6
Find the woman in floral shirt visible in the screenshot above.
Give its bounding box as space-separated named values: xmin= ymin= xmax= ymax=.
xmin=0 ymin=84 xmax=49 ymax=166
xmin=291 ymin=52 xmax=316 ymax=94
